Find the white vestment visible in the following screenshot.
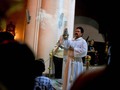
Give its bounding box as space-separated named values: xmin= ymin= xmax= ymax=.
xmin=62 ymin=37 xmax=88 ymax=90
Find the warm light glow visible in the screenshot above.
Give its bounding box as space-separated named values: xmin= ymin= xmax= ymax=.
xmin=14 ymin=29 xmax=24 ymax=42
xmin=14 ymin=31 xmax=18 ymax=40
xmin=5 ymin=0 xmax=24 ymax=17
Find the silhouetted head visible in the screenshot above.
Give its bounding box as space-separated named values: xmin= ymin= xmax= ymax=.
xmin=0 ymin=40 xmax=35 ymax=90
xmin=33 ymin=58 xmax=45 ymax=77
xmin=0 ymin=32 xmax=14 ymax=43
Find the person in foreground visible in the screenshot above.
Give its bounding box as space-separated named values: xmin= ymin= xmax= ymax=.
xmin=59 ymin=26 xmax=88 ymax=90
xmin=0 ymin=40 xmax=35 ymax=90
xmin=33 ymin=58 xmax=54 ymax=90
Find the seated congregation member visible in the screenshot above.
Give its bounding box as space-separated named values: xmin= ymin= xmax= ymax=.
xmin=33 ymin=58 xmax=54 ymax=90
xmin=0 ymin=40 xmax=35 ymax=90
xmin=87 ymin=39 xmax=98 ymax=65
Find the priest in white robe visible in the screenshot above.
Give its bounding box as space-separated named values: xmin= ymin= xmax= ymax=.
xmin=59 ymin=26 xmax=88 ymax=90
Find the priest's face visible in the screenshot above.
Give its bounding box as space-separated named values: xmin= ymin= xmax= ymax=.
xmin=74 ymin=28 xmax=83 ymax=39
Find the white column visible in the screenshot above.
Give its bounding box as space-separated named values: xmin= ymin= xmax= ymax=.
xmin=67 ymin=0 xmax=75 ymax=39
xmin=33 ymin=0 xmax=42 ymax=58
xmin=24 ymin=0 xmax=39 ymax=56
xmin=37 ymin=0 xmax=62 ymax=74
xmin=57 ymin=0 xmax=64 ymax=39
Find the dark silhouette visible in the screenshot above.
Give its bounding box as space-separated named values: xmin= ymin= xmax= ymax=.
xmin=33 ymin=58 xmax=54 ymax=90
xmin=53 ymin=56 xmax=63 ymax=78
xmin=0 ymin=32 xmax=14 ymax=43
xmin=0 ymin=40 xmax=35 ymax=90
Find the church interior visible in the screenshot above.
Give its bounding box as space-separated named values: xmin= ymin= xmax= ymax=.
xmin=0 ymin=0 xmax=114 ymax=89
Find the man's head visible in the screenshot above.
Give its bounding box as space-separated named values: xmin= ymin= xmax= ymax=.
xmin=33 ymin=58 xmax=45 ymax=76
xmin=74 ymin=26 xmax=84 ymax=39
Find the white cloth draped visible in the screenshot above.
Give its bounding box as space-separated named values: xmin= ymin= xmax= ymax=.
xmin=62 ymin=37 xmax=88 ymax=90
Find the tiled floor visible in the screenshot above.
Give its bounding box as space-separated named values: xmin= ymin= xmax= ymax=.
xmin=51 ymin=79 xmax=62 ymax=90
xmin=50 ymin=65 xmax=105 ymax=90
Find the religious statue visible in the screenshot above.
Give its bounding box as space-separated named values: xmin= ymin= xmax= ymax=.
xmin=6 ymin=21 xmax=15 ymax=36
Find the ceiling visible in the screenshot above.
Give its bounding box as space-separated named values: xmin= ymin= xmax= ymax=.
xmin=0 ymin=0 xmax=116 ymax=37
xmin=75 ymin=0 xmax=116 ymax=35
xmin=0 ymin=0 xmax=26 ymax=20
